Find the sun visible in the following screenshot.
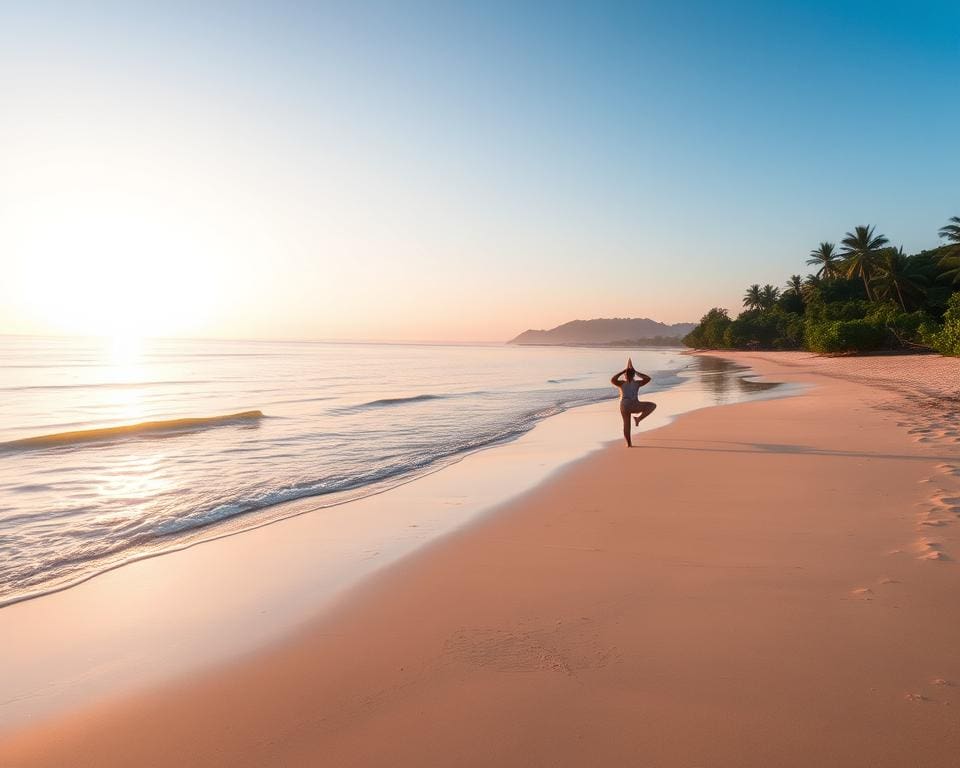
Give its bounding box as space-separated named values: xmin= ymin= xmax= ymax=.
xmin=16 ymin=205 xmax=220 ymax=338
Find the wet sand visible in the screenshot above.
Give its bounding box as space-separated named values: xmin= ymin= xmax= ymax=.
xmin=2 ymin=351 xmax=960 ymax=767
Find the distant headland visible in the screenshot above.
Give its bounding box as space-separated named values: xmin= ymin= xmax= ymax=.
xmin=508 ymin=317 xmax=697 ymax=346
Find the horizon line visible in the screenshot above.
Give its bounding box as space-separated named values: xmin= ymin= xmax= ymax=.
xmin=0 ymin=332 xmax=516 ymax=346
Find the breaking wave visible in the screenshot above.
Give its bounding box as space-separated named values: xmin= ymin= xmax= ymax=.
xmin=1 ymin=411 xmax=264 ymax=452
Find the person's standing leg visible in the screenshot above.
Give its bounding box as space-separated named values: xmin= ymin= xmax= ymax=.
xmin=621 ymin=409 xmax=632 ymax=447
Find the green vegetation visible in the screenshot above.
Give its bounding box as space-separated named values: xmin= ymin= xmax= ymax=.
xmin=922 ymin=293 xmax=960 ymax=356
xmin=684 ymin=218 xmax=960 ymax=355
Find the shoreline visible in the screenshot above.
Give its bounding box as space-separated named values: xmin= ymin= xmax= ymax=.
xmin=0 ymin=356 xmax=775 ymax=733
xmin=3 ymin=350 xmax=959 ymax=766
xmin=0 ymin=350 xmax=698 ymax=612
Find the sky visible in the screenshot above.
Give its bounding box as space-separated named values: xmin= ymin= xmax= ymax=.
xmin=1 ymin=1 xmax=958 ymax=341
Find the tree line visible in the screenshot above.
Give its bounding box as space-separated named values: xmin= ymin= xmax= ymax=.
xmin=683 ymin=217 xmax=960 ymax=355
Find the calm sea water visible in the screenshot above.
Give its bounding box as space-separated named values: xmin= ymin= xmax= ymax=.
xmin=0 ymin=336 xmax=697 ymax=605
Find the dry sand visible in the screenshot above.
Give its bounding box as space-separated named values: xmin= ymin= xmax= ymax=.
xmin=2 ymin=351 xmax=959 ymax=767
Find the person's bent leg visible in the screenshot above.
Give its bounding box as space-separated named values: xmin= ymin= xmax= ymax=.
xmin=634 ymin=401 xmax=656 ymax=426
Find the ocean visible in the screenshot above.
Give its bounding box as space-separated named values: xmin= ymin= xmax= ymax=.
xmin=0 ymin=336 xmax=699 ymax=605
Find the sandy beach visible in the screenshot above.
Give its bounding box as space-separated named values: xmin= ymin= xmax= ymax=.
xmin=3 ymin=351 xmax=960 ymax=767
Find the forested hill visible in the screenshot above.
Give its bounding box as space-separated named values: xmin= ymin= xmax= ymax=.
xmin=509 ymin=318 xmax=697 ymax=345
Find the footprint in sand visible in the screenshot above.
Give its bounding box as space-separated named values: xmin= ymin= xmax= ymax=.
xmin=878 ymin=577 xmax=900 ymax=585
xmin=905 ymin=693 xmax=929 ymax=703
xmin=850 ymin=587 xmax=874 ymax=600
xmin=932 ymin=678 xmax=953 ymax=687
xmin=930 ymin=495 xmax=960 ymax=517
xmin=916 ymin=537 xmax=951 ymax=561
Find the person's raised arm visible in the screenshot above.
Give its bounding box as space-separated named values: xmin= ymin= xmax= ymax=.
xmin=610 ymin=368 xmax=627 ymax=387
xmin=636 ymin=371 xmax=652 ymax=387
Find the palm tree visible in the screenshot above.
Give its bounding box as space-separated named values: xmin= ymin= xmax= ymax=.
xmin=743 ymin=284 xmax=763 ymax=311
xmin=939 ymin=216 xmax=960 ymax=250
xmin=872 ymin=247 xmax=928 ymax=310
xmin=840 ymin=225 xmax=889 ymax=300
xmin=938 ymin=216 xmax=960 ymax=284
xmin=806 ymin=242 xmax=840 ymax=279
xmin=760 ymin=284 xmax=780 ymax=310
xmin=784 ymin=275 xmax=803 ymax=296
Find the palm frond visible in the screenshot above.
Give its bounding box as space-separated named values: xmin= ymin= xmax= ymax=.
xmin=806 ymin=242 xmax=838 ymax=278
xmin=939 ymin=216 xmax=960 ymax=244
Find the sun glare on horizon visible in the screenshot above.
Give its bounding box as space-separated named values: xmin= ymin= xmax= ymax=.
xmin=13 ymin=198 xmax=222 ymax=339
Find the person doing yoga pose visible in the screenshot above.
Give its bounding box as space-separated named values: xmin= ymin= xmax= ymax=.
xmin=610 ymin=358 xmax=656 ymax=447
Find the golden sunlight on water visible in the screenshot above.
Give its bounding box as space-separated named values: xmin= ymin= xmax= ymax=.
xmin=106 ymin=334 xmax=143 ymax=369
xmin=93 ymin=453 xmax=171 ymax=524
xmin=103 ymin=335 xmax=147 ymax=424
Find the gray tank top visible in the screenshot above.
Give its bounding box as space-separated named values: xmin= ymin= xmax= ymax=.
xmin=619 ymin=380 xmax=642 ymax=402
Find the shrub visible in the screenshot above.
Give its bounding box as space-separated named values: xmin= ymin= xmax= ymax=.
xmin=921 ymin=293 xmax=960 ymax=355
xmin=805 ymin=318 xmax=887 ymax=353
xmin=864 ymin=303 xmax=933 ymax=346
xmin=836 ymin=319 xmax=888 ymax=351
xmin=722 ymin=308 xmax=803 ymax=350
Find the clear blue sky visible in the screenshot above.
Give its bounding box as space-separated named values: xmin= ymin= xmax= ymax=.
xmin=1 ymin=1 xmax=957 ymax=339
